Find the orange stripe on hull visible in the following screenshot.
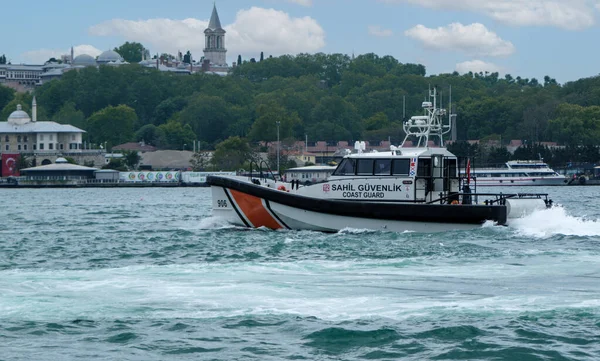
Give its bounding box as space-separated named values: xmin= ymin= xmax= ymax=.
xmin=229 ymin=189 xmax=283 ymax=230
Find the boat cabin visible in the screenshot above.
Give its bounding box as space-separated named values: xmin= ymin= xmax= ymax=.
xmin=309 ymin=148 xmax=461 ymax=203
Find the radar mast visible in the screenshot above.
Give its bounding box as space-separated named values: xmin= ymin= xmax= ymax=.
xmin=401 ymin=87 xmax=455 ymax=148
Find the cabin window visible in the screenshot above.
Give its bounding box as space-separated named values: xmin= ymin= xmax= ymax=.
xmin=446 ymin=159 xmax=457 ymax=177
xmin=417 ymin=158 xmax=432 ymax=177
xmin=333 ymin=159 xmax=356 ymax=176
xmin=392 ymin=159 xmax=410 ymax=175
xmin=374 ymin=159 xmax=391 ymax=175
xmin=357 ymin=159 xmax=374 ymax=175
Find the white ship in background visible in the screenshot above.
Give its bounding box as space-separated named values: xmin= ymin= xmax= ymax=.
xmin=464 ymin=160 xmax=568 ymax=186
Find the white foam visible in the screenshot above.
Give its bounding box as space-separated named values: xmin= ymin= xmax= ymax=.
xmin=509 ymin=206 xmax=600 ymax=238
xmin=197 ymin=216 xmax=237 ymax=230
xmin=338 ymin=227 xmax=377 ymax=234
xmin=3 ymin=258 xmax=598 ymax=322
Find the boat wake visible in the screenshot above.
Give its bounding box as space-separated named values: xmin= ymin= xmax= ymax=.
xmin=197 ymin=216 xmax=239 ymax=230
xmin=508 ymin=206 xmax=600 ymax=238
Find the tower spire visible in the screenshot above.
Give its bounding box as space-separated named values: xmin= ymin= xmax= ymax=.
xmin=208 ymin=3 xmax=223 ymax=30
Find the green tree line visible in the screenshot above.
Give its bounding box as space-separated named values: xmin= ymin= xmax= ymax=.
xmin=1 ymin=51 xmax=600 ymax=165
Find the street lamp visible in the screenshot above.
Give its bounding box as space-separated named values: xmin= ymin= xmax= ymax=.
xmin=276 ymin=121 xmax=281 ymax=177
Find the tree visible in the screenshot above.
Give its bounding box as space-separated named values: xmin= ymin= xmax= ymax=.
xmin=114 ymin=42 xmax=145 ymax=63
xmin=0 ymin=84 xmax=14 ymax=113
xmin=183 ymin=50 xmax=192 ymax=64
xmin=135 ymin=124 xmax=166 ymax=147
xmin=248 ymin=102 xmax=301 ymax=142
xmin=157 ymin=120 xmax=196 ymax=149
xmin=16 ymin=155 xmax=31 ymax=172
xmin=54 ymin=102 xmax=86 ymax=129
xmin=0 ymin=54 xmax=6 ymax=65
xmin=211 ymin=136 xmax=256 ymax=170
xmin=1 ymin=92 xmax=32 ymax=122
xmin=87 ymin=105 xmax=137 ymax=146
xmin=260 ymin=52 xmax=264 ymax=62
xmin=190 ymin=151 xmax=211 ymax=171
xmin=103 ymin=158 xmax=127 ymax=171
xmin=177 ymin=94 xmax=237 ymax=147
xmin=123 ymin=150 xmax=141 ymax=169
xmin=237 ymin=54 xmax=242 ymax=65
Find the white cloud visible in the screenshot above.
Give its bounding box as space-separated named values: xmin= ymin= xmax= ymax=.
xmin=405 ymin=23 xmax=515 ymax=57
xmin=368 ymin=25 xmax=393 ymax=37
xmin=89 ymin=7 xmax=325 ymax=60
xmin=455 ymin=60 xmax=502 ymax=74
xmin=381 ymin=0 xmax=596 ymax=30
xmin=20 ymin=45 xmax=102 ymax=64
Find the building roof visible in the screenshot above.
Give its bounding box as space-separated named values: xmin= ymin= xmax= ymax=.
xmin=0 ymin=121 xmax=85 ymax=134
xmin=208 ymin=4 xmax=223 ymax=30
xmin=97 ymin=50 xmax=123 ymax=63
xmin=4 ymin=65 xmax=44 ymax=71
xmin=40 ymin=68 xmax=65 ymax=77
xmin=7 ymin=105 xmax=31 ymax=125
xmin=72 ymin=54 xmax=97 ymax=66
xmin=112 ymin=142 xmax=157 ymax=152
xmin=21 ymin=162 xmax=98 ymax=172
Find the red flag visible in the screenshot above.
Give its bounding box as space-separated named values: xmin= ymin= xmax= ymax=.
xmin=466 ymin=158 xmax=471 ymax=185
xmin=2 ymin=153 xmax=20 ymax=177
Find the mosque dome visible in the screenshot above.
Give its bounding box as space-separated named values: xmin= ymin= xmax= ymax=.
xmin=7 ymin=104 xmax=31 ymax=125
xmin=55 ymin=157 xmax=68 ymax=164
xmin=72 ymin=54 xmax=97 ymax=66
xmin=97 ymin=50 xmax=124 ymax=64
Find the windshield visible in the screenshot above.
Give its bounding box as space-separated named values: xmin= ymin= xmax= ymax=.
xmin=333 ymin=158 xmax=356 ymax=176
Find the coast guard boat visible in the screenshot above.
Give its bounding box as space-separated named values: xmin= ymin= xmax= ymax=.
xmin=207 ymin=88 xmax=552 ymax=232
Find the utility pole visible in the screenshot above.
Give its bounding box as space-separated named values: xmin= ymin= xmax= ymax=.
xmin=276 ymin=121 xmax=281 ymax=177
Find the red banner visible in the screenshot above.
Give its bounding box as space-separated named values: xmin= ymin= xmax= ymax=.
xmin=2 ymin=153 xmax=20 ymax=177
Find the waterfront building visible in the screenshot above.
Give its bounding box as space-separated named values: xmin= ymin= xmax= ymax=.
xmin=0 ymin=97 xmax=102 ymax=176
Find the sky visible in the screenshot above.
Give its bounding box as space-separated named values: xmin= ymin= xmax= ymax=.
xmin=3 ymin=0 xmax=600 ymax=83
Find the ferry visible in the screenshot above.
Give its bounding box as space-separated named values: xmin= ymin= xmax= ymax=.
xmin=207 ymin=88 xmax=552 ymax=233
xmin=464 ymin=160 xmax=568 ymax=186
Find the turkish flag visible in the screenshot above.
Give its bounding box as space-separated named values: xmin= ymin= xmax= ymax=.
xmin=466 ymin=158 xmax=471 ymax=185
xmin=2 ymin=153 xmax=21 ymax=177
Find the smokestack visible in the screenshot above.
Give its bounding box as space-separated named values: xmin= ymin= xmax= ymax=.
xmin=32 ymin=96 xmax=37 ymax=122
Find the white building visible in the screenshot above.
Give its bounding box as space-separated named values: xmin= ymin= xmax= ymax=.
xmin=0 ymin=97 xmax=85 ymax=156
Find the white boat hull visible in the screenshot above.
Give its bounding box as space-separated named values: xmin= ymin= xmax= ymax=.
xmin=212 ymin=186 xmax=484 ymax=233
xmin=471 ymin=177 xmax=568 ymax=186
xmin=211 ymin=185 xmax=505 ymax=233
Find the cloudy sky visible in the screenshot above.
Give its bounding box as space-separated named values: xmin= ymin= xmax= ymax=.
xmin=4 ymin=0 xmax=600 ymax=83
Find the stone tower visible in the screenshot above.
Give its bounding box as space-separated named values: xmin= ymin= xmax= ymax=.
xmin=203 ymin=4 xmax=227 ymax=66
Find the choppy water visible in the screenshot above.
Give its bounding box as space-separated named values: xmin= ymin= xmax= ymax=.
xmin=1 ymin=187 xmax=599 ymax=360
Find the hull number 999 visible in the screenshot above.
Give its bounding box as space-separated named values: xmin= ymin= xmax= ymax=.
xmin=217 ymin=200 xmax=228 ymax=208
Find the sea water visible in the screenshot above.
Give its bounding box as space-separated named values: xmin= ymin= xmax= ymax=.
xmin=0 ymin=187 xmax=599 ymax=360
